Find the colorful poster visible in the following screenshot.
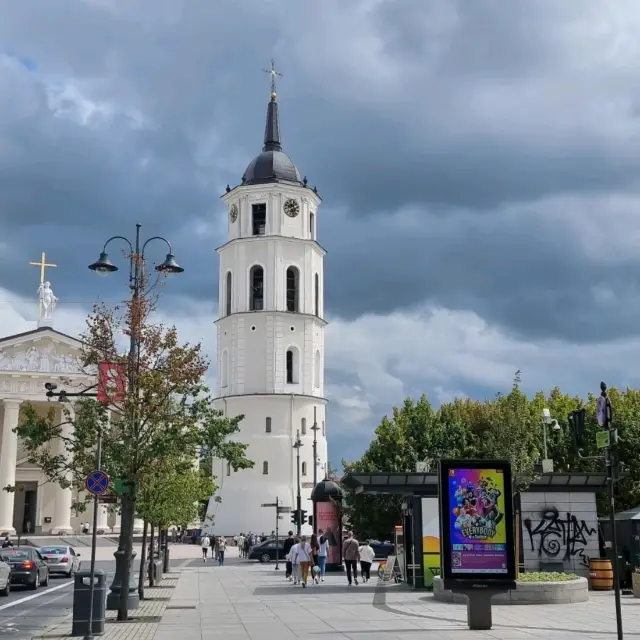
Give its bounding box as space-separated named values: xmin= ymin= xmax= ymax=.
xmin=448 ymin=467 xmax=507 ymax=574
xmin=316 ymin=501 xmax=341 ymax=565
xmin=421 ymin=497 xmax=441 ymax=587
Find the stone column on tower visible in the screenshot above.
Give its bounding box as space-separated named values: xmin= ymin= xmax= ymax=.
xmin=0 ymin=400 xmax=20 ymax=534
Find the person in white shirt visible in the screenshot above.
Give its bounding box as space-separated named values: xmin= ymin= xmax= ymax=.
xmin=295 ymin=535 xmax=313 ymax=587
xmin=201 ymin=534 xmax=211 ymax=562
xmin=358 ymin=540 xmax=375 ymax=583
xmin=288 ymin=538 xmax=301 ymax=584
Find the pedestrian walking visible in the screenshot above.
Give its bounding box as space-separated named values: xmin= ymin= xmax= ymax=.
xmin=317 ymin=530 xmax=329 ymax=581
xmin=295 ymin=535 xmax=313 ymax=588
xmin=342 ymin=531 xmax=360 ymax=586
xmin=310 ymin=533 xmax=320 ymax=584
xmin=216 ymin=536 xmax=227 ymax=565
xmin=358 ymin=540 xmax=375 ymax=583
xmin=283 ymin=531 xmax=295 ymax=580
xmin=201 ymin=533 xmax=211 ymax=562
xmin=289 ymin=537 xmax=301 ymax=585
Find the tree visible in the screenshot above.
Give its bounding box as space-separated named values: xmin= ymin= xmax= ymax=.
xmin=15 ymin=271 xmax=252 ymax=620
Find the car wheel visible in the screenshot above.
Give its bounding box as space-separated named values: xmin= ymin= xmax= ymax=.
xmin=0 ymin=580 xmax=9 ymax=597
xmin=42 ymin=570 xmax=49 ymax=587
xmin=260 ymin=553 xmax=271 ymax=564
xmin=30 ymin=572 xmax=40 ymax=591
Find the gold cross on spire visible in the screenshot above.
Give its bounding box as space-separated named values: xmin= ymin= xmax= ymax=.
xmin=263 ymin=59 xmax=282 ymax=100
xmin=30 ymin=251 xmax=56 ymax=284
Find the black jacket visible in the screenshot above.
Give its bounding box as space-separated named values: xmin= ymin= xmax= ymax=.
xmin=283 ymin=536 xmax=295 ymax=555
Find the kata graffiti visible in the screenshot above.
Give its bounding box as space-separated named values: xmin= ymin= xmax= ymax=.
xmin=523 ymin=507 xmax=597 ymax=567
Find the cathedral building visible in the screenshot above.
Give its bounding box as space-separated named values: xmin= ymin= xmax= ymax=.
xmin=207 ymin=73 xmax=329 ymax=535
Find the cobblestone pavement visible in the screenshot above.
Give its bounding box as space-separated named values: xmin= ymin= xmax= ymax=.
xmin=154 ymin=559 xmax=640 ymax=640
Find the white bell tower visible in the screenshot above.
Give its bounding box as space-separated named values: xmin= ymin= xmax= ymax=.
xmin=207 ymin=67 xmax=328 ymax=535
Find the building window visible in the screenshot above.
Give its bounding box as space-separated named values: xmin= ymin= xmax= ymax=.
xmin=286 ymin=347 xmax=299 ymax=384
xmin=252 ymin=203 xmax=266 ymax=236
xmin=310 ymin=212 xmax=315 ymax=240
xmin=225 ymin=271 xmax=232 ymax=316
xmin=286 ymin=266 xmax=299 ymax=312
xmin=221 ymin=350 xmax=229 ymax=388
xmin=263 ymin=461 xmax=269 ymax=475
xmin=226 ymin=461 xmax=231 ymax=476
xmin=302 ymin=462 xmax=307 ymax=476
xmin=266 ymin=417 xmax=272 ymax=433
xmin=249 ymin=265 xmax=264 ymax=311
xmin=322 ymin=420 xmax=325 ymax=436
xmin=314 ymin=274 xmax=319 ymax=316
xmin=315 ymin=350 xmax=321 ymax=388
xmin=301 ymin=418 xmax=307 ymax=435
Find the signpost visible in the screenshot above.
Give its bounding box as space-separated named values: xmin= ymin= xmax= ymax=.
xmin=438 ymin=459 xmax=516 ymax=631
xmin=261 ymin=500 xmax=291 ymax=570
xmin=85 ymin=471 xmax=110 ymax=496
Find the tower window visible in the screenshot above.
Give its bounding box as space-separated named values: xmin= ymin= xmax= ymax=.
xmin=263 ymin=461 xmax=269 ymax=475
xmin=226 ymin=461 xmax=231 ymax=476
xmin=225 ymin=271 xmax=232 ymax=316
xmin=252 ymin=203 xmax=266 ymax=236
xmin=315 ymin=350 xmax=321 ymax=388
xmin=221 ymin=350 xmax=229 ymax=388
xmin=266 ymin=417 xmax=272 ymax=433
xmin=286 ymin=266 xmax=299 ymax=312
xmin=314 ymin=274 xmax=319 ymax=316
xmin=301 ymin=418 xmax=307 ymax=435
xmin=302 ymin=462 xmax=307 ymax=476
xmin=322 ymin=420 xmax=325 ymax=436
xmin=286 ymin=348 xmax=299 ymax=384
xmin=249 ymin=265 xmax=264 ymax=311
xmin=310 ymin=212 xmax=315 ymax=240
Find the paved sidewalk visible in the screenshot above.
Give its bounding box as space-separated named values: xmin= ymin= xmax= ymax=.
xmin=155 ymin=560 xmax=640 ymax=639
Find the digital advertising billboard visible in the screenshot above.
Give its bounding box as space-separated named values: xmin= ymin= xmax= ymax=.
xmin=438 ymin=460 xmax=516 ymax=588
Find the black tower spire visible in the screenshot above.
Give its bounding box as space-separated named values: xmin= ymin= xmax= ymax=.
xmin=263 ymin=97 xmax=282 ymax=152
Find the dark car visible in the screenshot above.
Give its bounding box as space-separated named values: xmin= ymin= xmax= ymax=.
xmin=248 ymin=539 xmax=285 ymax=563
xmin=369 ymin=540 xmax=394 ymax=559
xmin=0 ymin=547 xmax=49 ymax=590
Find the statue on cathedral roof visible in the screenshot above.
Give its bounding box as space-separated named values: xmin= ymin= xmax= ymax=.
xmin=38 ymin=281 xmax=58 ymax=322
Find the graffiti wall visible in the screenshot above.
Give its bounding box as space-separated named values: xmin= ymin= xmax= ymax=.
xmin=520 ymin=492 xmax=599 ymax=578
xmin=421 ymin=497 xmax=441 ymax=587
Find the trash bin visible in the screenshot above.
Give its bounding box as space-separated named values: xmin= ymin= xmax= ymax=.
xmin=71 ymin=570 xmax=107 ymax=637
xmin=152 ymin=560 xmax=163 ymax=583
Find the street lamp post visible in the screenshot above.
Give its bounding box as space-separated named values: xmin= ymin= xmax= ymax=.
xmin=88 ymin=223 xmax=184 ymax=617
xmin=292 ymin=430 xmax=303 ymax=537
xmin=311 ymin=406 xmax=319 ymax=489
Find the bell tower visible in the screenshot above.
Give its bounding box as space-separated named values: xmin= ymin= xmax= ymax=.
xmin=207 ymin=64 xmax=328 ymax=535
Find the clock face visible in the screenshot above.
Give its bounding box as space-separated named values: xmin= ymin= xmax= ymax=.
xmin=283 ymin=198 xmax=300 ymax=218
xmin=229 ymin=204 xmax=239 ymax=223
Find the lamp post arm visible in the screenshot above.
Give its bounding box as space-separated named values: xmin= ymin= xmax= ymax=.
xmin=102 ymin=236 xmax=134 ymax=254
xmin=141 ymin=236 xmax=173 ymax=257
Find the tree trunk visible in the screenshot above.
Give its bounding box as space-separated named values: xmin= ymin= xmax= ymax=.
xmin=138 ymin=519 xmax=149 ymax=601
xmin=148 ymin=523 xmax=155 ymax=588
xmin=117 ymin=493 xmax=136 ymax=622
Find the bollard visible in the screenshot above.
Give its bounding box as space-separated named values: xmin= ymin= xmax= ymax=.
xmin=71 ymin=570 xmax=107 ymax=637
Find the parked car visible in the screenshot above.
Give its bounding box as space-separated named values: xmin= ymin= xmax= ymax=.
xmin=38 ymin=545 xmax=82 ymax=577
xmin=248 ymin=539 xmax=285 ymax=563
xmin=0 ymin=547 xmax=49 ymax=590
xmin=369 ymin=540 xmax=394 ymax=559
xmin=0 ymin=558 xmax=10 ymax=596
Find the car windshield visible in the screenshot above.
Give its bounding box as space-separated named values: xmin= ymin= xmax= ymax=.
xmin=2 ymin=550 xmax=29 ymax=559
xmin=40 ymin=547 xmax=66 ymax=554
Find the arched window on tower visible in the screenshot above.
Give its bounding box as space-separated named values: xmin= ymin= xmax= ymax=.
xmin=221 ymin=350 xmax=229 ymax=388
xmin=252 ymin=203 xmax=266 ymax=236
xmin=263 ymin=461 xmax=269 ymax=475
xmin=322 ymin=420 xmax=325 ymax=436
xmin=226 ymin=461 xmax=231 ymax=476
xmin=266 ymin=417 xmax=272 ymax=433
xmin=302 ymin=462 xmax=307 ymax=476
xmin=301 ymin=418 xmax=307 ymax=435
xmin=225 ymin=271 xmax=232 ymax=316
xmin=310 ymin=213 xmax=315 ymax=240
xmin=314 ymin=274 xmax=319 ymax=316
xmin=286 ymin=266 xmax=299 ymax=312
xmin=286 ymin=347 xmax=299 ymax=384
xmin=315 ymin=350 xmax=321 ymax=388
xmin=249 ymin=265 xmax=264 ymax=311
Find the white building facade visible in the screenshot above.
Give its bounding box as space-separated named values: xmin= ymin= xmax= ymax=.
xmin=207 ymin=86 xmax=328 ymax=536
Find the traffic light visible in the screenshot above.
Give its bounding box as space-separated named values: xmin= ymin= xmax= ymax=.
xmin=300 ymin=510 xmax=308 ymax=525
xmin=308 ymin=515 xmax=313 ymax=528
xmin=291 ymin=511 xmax=299 ymax=526
xmin=568 ymin=409 xmax=586 ymax=447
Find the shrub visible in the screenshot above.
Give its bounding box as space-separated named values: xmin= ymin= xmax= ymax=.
xmin=519 ymin=572 xmax=578 ymax=582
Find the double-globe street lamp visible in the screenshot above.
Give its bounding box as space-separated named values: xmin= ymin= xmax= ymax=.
xmin=292 ymin=430 xmax=303 ymax=537
xmin=88 ymin=223 xmax=184 ymax=615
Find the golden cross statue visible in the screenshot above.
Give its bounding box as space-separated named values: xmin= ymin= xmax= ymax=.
xmin=263 ymin=59 xmax=282 ymax=99
xmin=30 ymin=251 xmax=57 ymax=284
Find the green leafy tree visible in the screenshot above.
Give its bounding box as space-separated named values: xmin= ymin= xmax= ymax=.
xmin=14 ymin=277 xmax=252 ymax=620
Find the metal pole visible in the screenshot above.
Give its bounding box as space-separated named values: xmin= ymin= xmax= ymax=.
xmin=312 ymin=407 xmax=318 ymax=489
xmin=84 ymin=423 xmax=103 ymax=640
xmin=295 ymin=432 xmax=302 ymax=537
xmin=542 ymin=421 xmax=548 ymax=460
xmin=275 ymin=497 xmax=280 ymax=571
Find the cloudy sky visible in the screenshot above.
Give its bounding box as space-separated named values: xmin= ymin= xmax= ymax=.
xmin=2 ymin=0 xmax=640 ymax=466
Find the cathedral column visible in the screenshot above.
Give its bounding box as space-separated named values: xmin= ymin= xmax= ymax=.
xmin=0 ymin=400 xmax=20 ymax=535
xmin=95 ymin=501 xmax=109 ymax=532
xmin=50 ymin=405 xmax=73 ymax=534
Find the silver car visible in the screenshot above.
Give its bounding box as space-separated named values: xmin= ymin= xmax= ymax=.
xmin=38 ymin=545 xmax=81 ymax=577
xmin=0 ymin=557 xmax=9 ymax=596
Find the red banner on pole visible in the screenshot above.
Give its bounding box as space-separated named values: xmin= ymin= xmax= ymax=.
xmin=97 ymin=362 xmax=125 ymax=404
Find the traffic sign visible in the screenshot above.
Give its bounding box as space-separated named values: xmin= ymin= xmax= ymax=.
xmin=277 ymin=506 xmax=291 ymax=513
xmin=85 ymin=470 xmax=110 ymax=496
xmin=261 ymin=502 xmax=278 ymax=508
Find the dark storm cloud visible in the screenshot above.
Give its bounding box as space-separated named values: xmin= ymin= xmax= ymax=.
xmin=1 ymin=0 xmax=640 ymax=347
